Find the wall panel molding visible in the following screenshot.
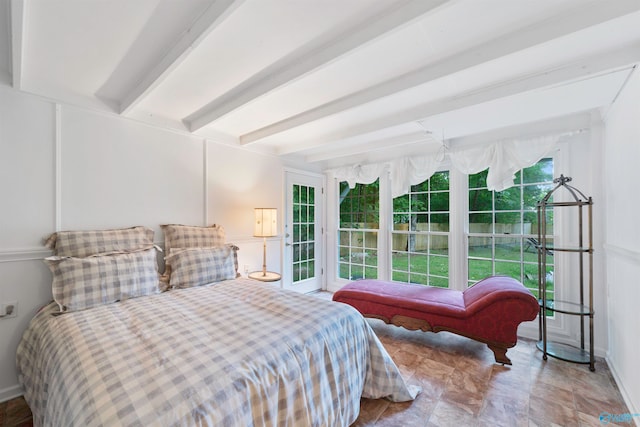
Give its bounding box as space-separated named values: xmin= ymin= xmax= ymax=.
xmin=55 ymin=103 xmax=62 ymax=231
xmin=203 ymin=139 xmax=208 ymax=226
xmin=0 ymin=248 xmax=52 ymax=263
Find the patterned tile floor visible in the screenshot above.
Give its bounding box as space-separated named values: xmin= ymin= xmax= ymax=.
xmin=354 ymin=318 xmax=630 ymax=426
xmin=1 ymin=291 xmax=631 ymax=426
xmin=313 ymin=290 xmax=630 ymax=425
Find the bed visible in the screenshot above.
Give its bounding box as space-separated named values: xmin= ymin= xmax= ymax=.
xmin=17 ymin=225 xmax=417 ymax=426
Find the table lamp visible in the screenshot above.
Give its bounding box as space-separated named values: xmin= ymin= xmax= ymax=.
xmin=249 ymin=208 xmax=280 ymax=281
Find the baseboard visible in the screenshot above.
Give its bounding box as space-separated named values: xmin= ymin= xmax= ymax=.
xmin=0 ymin=384 xmax=23 ymax=403
xmin=606 ymin=355 xmax=640 ymax=427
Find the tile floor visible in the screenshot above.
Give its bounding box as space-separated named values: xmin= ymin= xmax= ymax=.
xmin=313 ymin=290 xmax=631 ymax=425
xmin=354 ymin=318 xmax=630 ymax=426
xmin=1 ymin=291 xmax=631 ymax=427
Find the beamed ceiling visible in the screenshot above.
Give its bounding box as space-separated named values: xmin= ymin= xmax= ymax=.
xmin=1 ymin=0 xmax=639 ymax=169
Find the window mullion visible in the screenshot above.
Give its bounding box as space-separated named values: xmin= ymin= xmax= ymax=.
xmin=378 ymin=170 xmax=391 ymax=281
xmin=449 ymin=167 xmax=468 ymax=291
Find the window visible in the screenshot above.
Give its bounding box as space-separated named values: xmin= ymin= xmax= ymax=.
xmin=468 ymin=158 xmax=554 ymax=298
xmin=391 ymin=171 xmax=450 ymax=287
xmin=338 ymin=181 xmax=379 ymax=280
xmin=333 ymin=158 xmax=555 ymax=298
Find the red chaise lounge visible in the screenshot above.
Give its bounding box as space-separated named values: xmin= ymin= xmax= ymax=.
xmin=332 ymin=276 xmax=539 ymax=365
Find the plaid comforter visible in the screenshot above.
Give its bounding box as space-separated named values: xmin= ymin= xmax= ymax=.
xmin=17 ymin=279 xmax=417 ymax=426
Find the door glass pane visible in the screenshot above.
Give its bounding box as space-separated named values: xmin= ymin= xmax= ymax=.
xmin=293 ymin=184 xmax=315 ymax=283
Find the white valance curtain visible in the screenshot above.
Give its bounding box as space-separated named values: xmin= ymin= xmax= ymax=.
xmin=448 ymin=135 xmax=560 ymax=192
xmin=331 ymin=163 xmax=386 ymax=188
xmin=389 ymin=156 xmax=440 ymax=198
xmin=329 ymin=134 xmax=566 ymax=198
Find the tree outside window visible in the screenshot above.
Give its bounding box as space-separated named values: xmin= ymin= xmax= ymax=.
xmin=468 ymin=158 xmax=554 ymax=299
xmin=338 ymin=180 xmax=379 ymax=280
xmin=391 ymin=171 xmax=449 ymax=287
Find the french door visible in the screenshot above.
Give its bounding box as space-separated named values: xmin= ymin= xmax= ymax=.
xmin=283 ymin=171 xmax=323 ymax=293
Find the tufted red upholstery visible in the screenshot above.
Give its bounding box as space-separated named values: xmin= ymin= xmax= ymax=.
xmin=332 ymin=276 xmax=539 ymax=365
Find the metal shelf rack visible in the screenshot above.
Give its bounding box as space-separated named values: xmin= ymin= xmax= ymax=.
xmin=536 ymin=175 xmax=595 ymax=371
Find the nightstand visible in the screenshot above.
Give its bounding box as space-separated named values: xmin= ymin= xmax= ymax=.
xmin=248 ymin=271 xmax=281 ymax=282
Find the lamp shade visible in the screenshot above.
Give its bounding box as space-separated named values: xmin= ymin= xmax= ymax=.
xmin=254 ymin=208 xmax=277 ymax=237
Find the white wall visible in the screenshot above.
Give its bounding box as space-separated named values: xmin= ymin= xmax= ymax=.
xmin=602 ymin=68 xmax=640 ymax=417
xmin=550 ymin=124 xmax=609 ymax=358
xmin=0 ymin=87 xmax=58 ymax=401
xmin=60 ymin=106 xmax=205 ymax=232
xmin=0 ymin=84 xmax=297 ymax=401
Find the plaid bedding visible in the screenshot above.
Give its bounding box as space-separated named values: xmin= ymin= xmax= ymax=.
xmin=17 ymin=279 xmax=417 ymax=426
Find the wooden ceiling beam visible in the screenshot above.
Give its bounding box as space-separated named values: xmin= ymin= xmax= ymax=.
xmin=317 ymin=112 xmax=595 ymax=168
xmin=277 ymin=44 xmax=640 ymax=155
xmin=118 ymin=0 xmax=245 ymax=115
xmin=243 ymin=0 xmax=640 ymax=146
xmin=183 ymin=0 xmax=450 ymax=132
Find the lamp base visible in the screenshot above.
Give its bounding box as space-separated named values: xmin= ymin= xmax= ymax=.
xmin=248 ymin=271 xmax=281 ymax=282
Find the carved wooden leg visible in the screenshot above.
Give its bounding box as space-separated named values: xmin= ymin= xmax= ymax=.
xmin=488 ymin=344 xmax=512 ymax=365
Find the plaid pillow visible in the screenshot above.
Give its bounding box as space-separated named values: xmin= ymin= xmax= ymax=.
xmin=160 ymin=224 xmax=227 ymax=281
xmin=160 ymin=224 xmax=225 ymax=256
xmin=44 ymin=226 xmax=154 ymax=258
xmin=45 ymin=247 xmax=161 ymax=312
xmin=165 ymin=246 xmax=236 ymax=289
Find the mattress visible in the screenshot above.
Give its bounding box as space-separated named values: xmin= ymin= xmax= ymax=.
xmin=17 ymin=278 xmax=417 ymax=426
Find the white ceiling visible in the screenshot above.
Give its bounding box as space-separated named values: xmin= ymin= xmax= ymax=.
xmin=1 ymin=0 xmax=639 ymax=169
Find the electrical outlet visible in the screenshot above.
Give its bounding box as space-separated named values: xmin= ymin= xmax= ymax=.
xmin=243 ymin=264 xmax=250 ymax=274
xmin=0 ymin=301 xmax=17 ymax=319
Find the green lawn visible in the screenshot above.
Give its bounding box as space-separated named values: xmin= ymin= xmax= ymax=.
xmin=339 ymin=244 xmax=553 ymax=298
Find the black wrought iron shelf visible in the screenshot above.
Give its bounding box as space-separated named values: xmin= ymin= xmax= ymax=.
xmin=537 ymin=174 xmax=595 ymax=371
